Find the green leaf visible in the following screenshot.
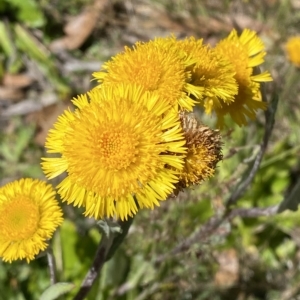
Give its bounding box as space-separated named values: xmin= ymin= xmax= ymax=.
xmin=14 ymin=24 xmax=71 ymax=97
xmin=39 ymin=282 xmax=75 ymax=300
xmin=0 ymin=21 xmax=13 ymax=56
xmin=59 ymin=220 xmax=82 ymax=280
xmin=278 ymin=179 xmax=300 ymax=213
xmin=5 ymin=0 xmax=45 ymax=27
xmin=0 ymin=124 xmax=35 ymax=162
xmin=59 ymin=220 xmax=99 ymax=282
xmin=14 ymin=24 xmax=50 ymax=64
xmin=14 ymin=125 xmax=35 ymax=160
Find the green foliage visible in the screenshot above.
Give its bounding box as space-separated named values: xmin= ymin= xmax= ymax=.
xmin=14 ymin=24 xmax=70 ymax=96
xmin=0 ymin=22 xmax=14 ymax=56
xmin=0 ymin=1 xmax=70 ymax=93
xmin=58 ymin=220 xmax=100 ymax=282
xmin=1 ymin=0 xmax=300 ymax=299
xmin=3 ymin=0 xmax=45 ymax=27
xmin=0 ymin=119 xmax=43 ymax=179
xmin=40 ymin=282 xmax=75 ymax=300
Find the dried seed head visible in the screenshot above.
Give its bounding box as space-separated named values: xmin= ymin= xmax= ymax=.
xmin=175 ymin=113 xmax=223 ymax=191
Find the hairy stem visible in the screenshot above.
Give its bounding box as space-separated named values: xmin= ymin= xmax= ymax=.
xmin=73 ymin=216 xmax=134 ymax=300
xmin=47 ymin=247 xmax=57 ymax=285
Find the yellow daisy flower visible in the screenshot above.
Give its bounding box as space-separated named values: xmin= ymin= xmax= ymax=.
xmin=92 ymin=37 xmax=200 ymax=111
xmin=214 ymin=28 xmax=273 ymax=127
xmin=172 ymin=36 xmax=238 ymax=115
xmin=286 ymin=36 xmax=300 ymax=67
xmin=175 ymin=113 xmax=223 ymax=191
xmin=0 ymin=178 xmax=63 ymax=263
xmin=42 ymin=84 xmax=186 ymax=220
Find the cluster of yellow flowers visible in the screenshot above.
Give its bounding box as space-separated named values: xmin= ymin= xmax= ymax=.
xmin=0 ymin=29 xmax=272 ymax=263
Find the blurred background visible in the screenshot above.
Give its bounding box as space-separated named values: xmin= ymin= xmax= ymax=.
xmin=1 ymin=0 xmax=300 ymax=299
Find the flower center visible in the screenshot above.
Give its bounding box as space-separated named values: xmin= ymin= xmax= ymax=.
xmin=0 ymin=196 xmax=39 ymax=241
xmin=132 ymin=59 xmax=161 ymax=91
xmin=97 ymin=127 xmax=139 ymax=170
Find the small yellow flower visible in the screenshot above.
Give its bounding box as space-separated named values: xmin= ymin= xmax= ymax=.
xmin=286 ymin=36 xmax=300 ymax=67
xmin=0 ymin=178 xmax=63 ymax=263
xmin=172 ymin=36 xmax=238 ymax=115
xmin=92 ymin=37 xmax=199 ymax=111
xmin=214 ymin=28 xmax=273 ymax=127
xmin=42 ymin=84 xmax=186 ymax=220
xmin=175 ymin=113 xmax=222 ymax=190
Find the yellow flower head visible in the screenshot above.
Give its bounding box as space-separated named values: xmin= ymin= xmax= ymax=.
xmin=214 ymin=28 xmax=273 ymax=127
xmin=42 ymin=84 xmax=186 ymax=220
xmin=175 ymin=113 xmax=222 ymax=190
xmin=0 ymin=178 xmax=63 ymax=263
xmin=92 ymin=37 xmax=199 ymax=111
xmin=286 ymin=36 xmax=300 ymax=67
xmin=173 ymin=36 xmax=238 ymax=114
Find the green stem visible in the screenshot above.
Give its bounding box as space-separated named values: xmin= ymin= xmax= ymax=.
xmin=105 ymin=216 xmax=135 ymax=261
xmin=73 ymin=216 xmax=134 ymax=300
xmin=46 ymin=247 xmax=57 ymax=285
